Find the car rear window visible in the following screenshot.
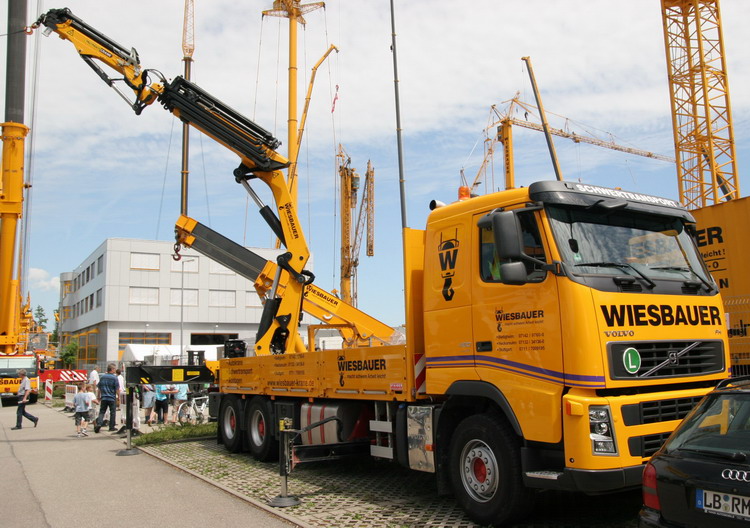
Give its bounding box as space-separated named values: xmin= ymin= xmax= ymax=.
xmin=666 ymin=393 xmax=750 ymax=457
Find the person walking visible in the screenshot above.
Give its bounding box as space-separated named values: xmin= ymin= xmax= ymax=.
xmin=94 ymin=364 xmax=120 ymax=433
xmin=141 ymin=384 xmax=156 ymax=425
xmin=172 ymin=383 xmax=188 ymax=423
xmin=11 ymin=369 xmax=38 ymax=430
xmin=154 ymin=384 xmax=175 ymax=424
xmin=73 ymin=383 xmax=97 ymax=437
xmin=88 ymin=365 xmax=100 ymax=421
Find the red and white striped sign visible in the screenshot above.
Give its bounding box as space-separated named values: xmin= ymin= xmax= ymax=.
xmin=414 ymin=353 xmax=426 ymax=394
xmin=40 ymin=369 xmax=88 ymax=383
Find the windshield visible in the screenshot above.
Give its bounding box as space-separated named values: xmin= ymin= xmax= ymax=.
xmin=666 ymin=393 xmax=750 ymax=459
xmin=546 ymin=205 xmax=712 ymax=286
xmin=0 ymin=357 xmax=37 ymax=377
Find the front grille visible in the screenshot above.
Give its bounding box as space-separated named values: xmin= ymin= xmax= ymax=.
xmin=609 ymin=340 xmax=724 ymax=379
xmin=628 ymin=433 xmax=671 ymax=458
xmin=621 ymin=396 xmax=703 ymax=426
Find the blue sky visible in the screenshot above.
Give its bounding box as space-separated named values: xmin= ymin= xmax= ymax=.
xmin=3 ymin=0 xmax=750 ymax=329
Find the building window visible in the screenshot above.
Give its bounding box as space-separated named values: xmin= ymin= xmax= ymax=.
xmin=209 ymin=260 xmax=234 ymax=275
xmin=170 ymin=257 xmax=199 ymax=272
xmin=209 ymin=290 xmax=235 ymax=307
xmin=97 ymin=255 xmax=104 ymax=275
xmin=246 ymin=291 xmax=258 ymax=306
xmin=89 ymin=293 xmax=94 ymax=311
xmin=170 ymin=288 xmax=198 ymax=306
xmin=118 ymin=332 xmax=171 ymax=356
xmin=129 ymin=287 xmax=159 ymax=305
xmin=130 ymin=252 xmax=160 ymax=270
xmin=96 ymin=289 xmax=102 ymax=307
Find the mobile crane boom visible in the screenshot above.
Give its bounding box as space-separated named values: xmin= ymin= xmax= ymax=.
xmin=33 ymin=8 xmax=393 ymax=354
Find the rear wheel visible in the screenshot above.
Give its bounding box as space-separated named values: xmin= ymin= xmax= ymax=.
xmin=219 ymin=396 xmax=243 ymax=453
xmin=449 ymin=413 xmax=533 ymax=526
xmin=246 ymin=397 xmax=278 ymax=461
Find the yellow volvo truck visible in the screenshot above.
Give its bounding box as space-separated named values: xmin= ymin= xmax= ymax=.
xmin=211 ymin=182 xmax=729 ymax=525
xmin=35 ymin=8 xmax=730 ymax=525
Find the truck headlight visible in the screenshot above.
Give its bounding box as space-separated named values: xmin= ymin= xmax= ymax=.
xmin=589 ymin=405 xmax=617 ymax=455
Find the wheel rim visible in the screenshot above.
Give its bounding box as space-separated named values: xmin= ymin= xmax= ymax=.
xmin=222 ymin=405 xmax=237 ymax=440
xmin=250 ymin=408 xmax=266 ymax=447
xmin=460 ymin=439 xmax=499 ymax=503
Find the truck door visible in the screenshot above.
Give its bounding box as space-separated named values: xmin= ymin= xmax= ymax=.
xmin=470 ymin=209 xmax=565 ymax=443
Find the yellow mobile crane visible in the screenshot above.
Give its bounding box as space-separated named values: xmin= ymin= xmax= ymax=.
xmin=36 ymin=8 xmax=732 ymax=525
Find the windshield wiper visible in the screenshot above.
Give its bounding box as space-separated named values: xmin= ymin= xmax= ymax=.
xmin=650 ymin=266 xmax=714 ymax=292
xmin=677 ymin=446 xmax=747 ymax=462
xmin=575 ymin=262 xmax=656 ymax=289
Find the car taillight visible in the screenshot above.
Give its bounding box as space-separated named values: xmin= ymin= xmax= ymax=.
xmin=642 ymin=461 xmax=661 ymax=510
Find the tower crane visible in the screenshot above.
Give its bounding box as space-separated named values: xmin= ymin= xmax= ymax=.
xmin=468 ymin=95 xmax=675 ymax=194
xmin=336 ymin=145 xmax=374 ymax=307
xmin=660 ymin=0 xmax=739 ymax=209
xmin=262 ymin=0 xmax=325 ymax=205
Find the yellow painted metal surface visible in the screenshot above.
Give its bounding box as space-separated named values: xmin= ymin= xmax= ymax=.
xmin=693 ymin=198 xmax=750 ymax=373
xmin=219 ymin=345 xmax=412 ymax=401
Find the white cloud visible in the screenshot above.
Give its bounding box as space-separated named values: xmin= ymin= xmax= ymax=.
xmin=28 ymin=268 xmax=60 ymax=292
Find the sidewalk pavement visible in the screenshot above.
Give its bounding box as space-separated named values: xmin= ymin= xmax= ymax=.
xmin=1 ymin=403 xmax=296 ymax=528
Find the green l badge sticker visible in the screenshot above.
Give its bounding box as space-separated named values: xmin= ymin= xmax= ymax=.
xmin=623 ymin=347 xmax=641 ymax=375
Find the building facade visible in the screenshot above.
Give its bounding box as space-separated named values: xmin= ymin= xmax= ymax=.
xmin=58 ymin=238 xmax=300 ymax=369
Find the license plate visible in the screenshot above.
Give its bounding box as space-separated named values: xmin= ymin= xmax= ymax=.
xmin=697 ymin=489 xmax=750 ymax=521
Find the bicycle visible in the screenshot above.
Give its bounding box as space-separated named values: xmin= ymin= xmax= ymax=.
xmin=177 ymin=393 xmax=209 ymax=424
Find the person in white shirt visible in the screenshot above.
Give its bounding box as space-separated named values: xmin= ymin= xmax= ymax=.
xmin=11 ymin=369 xmax=38 ymax=430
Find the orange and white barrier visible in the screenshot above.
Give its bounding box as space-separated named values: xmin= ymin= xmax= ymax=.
xmin=44 ymin=379 xmax=54 ymax=402
xmin=64 ymin=384 xmax=78 ymax=411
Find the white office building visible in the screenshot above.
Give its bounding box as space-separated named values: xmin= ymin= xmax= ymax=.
xmin=58 ymin=238 xmax=308 ymax=368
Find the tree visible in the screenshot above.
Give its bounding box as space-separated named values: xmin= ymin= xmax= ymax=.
xmin=50 ymin=310 xmax=59 ymax=346
xmin=34 ymin=305 xmax=48 ymax=331
xmin=60 ymin=340 xmax=79 ymax=369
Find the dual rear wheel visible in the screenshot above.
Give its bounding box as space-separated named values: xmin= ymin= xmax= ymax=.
xmin=218 ymin=395 xmax=277 ymax=461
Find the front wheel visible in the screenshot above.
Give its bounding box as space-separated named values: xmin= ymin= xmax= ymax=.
xmin=449 ymin=413 xmax=533 ymax=526
xmin=177 ymin=402 xmax=192 ymax=424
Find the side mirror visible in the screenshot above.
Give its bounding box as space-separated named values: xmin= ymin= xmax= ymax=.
xmin=500 ymin=262 xmax=528 ymax=285
xmin=492 ymin=211 xmax=523 ymax=260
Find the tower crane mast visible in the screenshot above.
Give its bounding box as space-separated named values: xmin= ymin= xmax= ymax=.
xmin=660 ymin=0 xmax=739 ymax=209
xmin=337 ymin=146 xmax=374 ymax=308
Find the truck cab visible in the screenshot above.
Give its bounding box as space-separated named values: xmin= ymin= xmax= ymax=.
xmin=423 ymin=181 xmax=728 ymax=505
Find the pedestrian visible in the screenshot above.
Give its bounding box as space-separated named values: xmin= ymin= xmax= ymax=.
xmin=116 ymin=367 xmax=126 ymax=426
xmin=11 ymin=369 xmax=38 ymax=430
xmin=73 ymin=383 xmax=97 ymax=437
xmin=88 ymin=365 xmax=100 ymax=420
xmin=141 ymin=384 xmax=156 ymax=425
xmin=172 ymin=383 xmax=188 ymax=423
xmin=154 ymin=384 xmax=176 ymax=424
xmin=94 ymin=363 xmax=120 ymax=433
xmin=87 ymin=365 xmax=99 ymax=389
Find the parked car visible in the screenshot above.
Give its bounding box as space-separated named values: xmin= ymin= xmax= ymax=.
xmin=640 ymin=376 xmax=750 ymax=527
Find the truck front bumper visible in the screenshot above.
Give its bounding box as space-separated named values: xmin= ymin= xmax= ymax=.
xmin=524 ymin=464 xmax=644 ymax=493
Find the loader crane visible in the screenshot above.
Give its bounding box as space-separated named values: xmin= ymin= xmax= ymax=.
xmin=33 ymin=8 xmax=394 ymax=355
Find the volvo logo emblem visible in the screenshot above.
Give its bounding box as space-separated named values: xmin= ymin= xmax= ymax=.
xmin=721 ymin=469 xmax=750 ymax=482
xmin=668 ymin=351 xmax=679 ymax=365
